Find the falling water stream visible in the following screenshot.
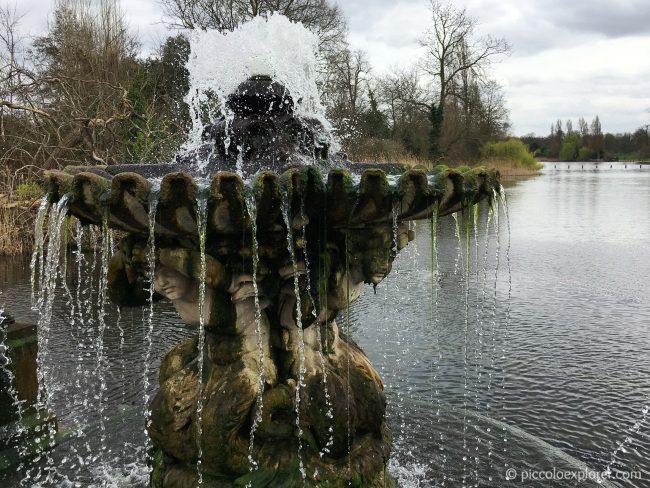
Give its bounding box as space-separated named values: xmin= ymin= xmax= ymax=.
xmin=32 ymin=195 xmax=69 ymax=483
xmin=29 ymin=197 xmax=50 ymax=309
xmin=344 ymin=231 xmax=352 ymax=483
xmin=299 ymin=201 xmax=334 ymax=458
xmin=195 ymin=195 xmax=209 ymax=486
xmin=388 ymin=201 xmax=406 ymax=463
xmin=94 ymin=216 xmax=111 ymax=474
xmin=461 ymin=207 xmax=471 ymax=488
xmin=429 ymin=207 xmax=446 ymax=485
xmin=497 ymin=187 xmax=512 ymax=475
xmin=245 ymin=192 xmax=266 ymax=472
xmin=0 ymin=305 xmax=25 ymax=435
xmin=143 ymin=189 xmax=159 ymax=447
xmin=280 ymin=197 xmax=307 ymax=480
xmin=477 ymin=204 xmax=496 ymax=480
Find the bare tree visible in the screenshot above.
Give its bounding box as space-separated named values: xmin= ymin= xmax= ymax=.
xmin=161 ymin=0 xmax=347 ymax=57
xmin=376 ymin=69 xmax=432 ymax=159
xmin=0 ymin=5 xmax=29 ymax=143
xmin=476 ymin=79 xmax=509 ymax=138
xmin=377 ymin=68 xmax=429 ymax=133
xmin=0 ymin=0 xmax=140 ymax=172
xmin=325 ymin=48 xmax=370 ymax=126
xmin=590 ymin=115 xmax=603 ymax=159
xmin=420 ymin=1 xmax=509 ymax=157
xmin=578 ymin=116 xmax=589 ymax=137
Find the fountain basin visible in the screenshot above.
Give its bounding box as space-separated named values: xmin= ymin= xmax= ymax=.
xmin=44 ymin=165 xmax=499 ymax=237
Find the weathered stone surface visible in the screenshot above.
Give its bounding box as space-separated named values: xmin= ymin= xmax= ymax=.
xmin=44 ymin=163 xmax=500 ymax=242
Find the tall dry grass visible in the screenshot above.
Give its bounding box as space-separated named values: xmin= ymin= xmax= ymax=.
xmin=0 ymin=202 xmax=37 ymax=256
xmin=0 ymin=164 xmax=42 ymax=255
xmin=344 ymin=137 xmax=432 ymax=168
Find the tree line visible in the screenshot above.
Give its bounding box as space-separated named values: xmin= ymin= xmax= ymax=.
xmin=0 ymin=0 xmax=514 ymax=197
xmin=520 ymin=117 xmax=650 ymax=162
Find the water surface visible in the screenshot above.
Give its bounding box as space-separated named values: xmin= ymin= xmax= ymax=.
xmin=1 ymin=162 xmax=649 ymax=487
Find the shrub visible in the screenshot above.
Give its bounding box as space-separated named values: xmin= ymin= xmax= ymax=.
xmin=481 ymin=139 xmax=542 ymax=170
xmin=578 ymin=147 xmax=590 ymax=161
xmin=559 ymin=132 xmax=581 ymax=161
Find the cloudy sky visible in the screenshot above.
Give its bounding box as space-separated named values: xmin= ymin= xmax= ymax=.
xmin=11 ymin=0 xmax=650 ymax=135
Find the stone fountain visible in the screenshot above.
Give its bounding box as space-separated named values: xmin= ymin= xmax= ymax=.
xmin=42 ymin=74 xmax=500 ymax=487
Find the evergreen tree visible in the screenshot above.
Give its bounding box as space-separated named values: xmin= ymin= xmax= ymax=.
xmin=428 ymin=103 xmax=444 ymax=160
xmin=359 ymin=88 xmax=389 ymax=138
xmin=590 ymin=115 xmax=604 ymax=159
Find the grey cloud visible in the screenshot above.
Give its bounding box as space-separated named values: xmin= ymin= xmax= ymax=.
xmin=542 ymin=0 xmax=650 ymax=38
xmin=341 ymin=0 xmax=650 ymax=56
xmin=474 ymin=0 xmax=650 ymax=55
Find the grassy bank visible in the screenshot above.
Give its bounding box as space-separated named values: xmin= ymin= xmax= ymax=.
xmin=479 ymin=158 xmax=543 ymax=177
xmin=0 ymin=198 xmax=40 ymax=256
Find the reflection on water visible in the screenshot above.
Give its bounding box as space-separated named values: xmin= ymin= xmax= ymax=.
xmin=1 ymin=163 xmax=649 ymax=487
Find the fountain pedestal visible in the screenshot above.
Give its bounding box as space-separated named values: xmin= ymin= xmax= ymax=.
xmin=108 ymin=224 xmax=399 ymax=486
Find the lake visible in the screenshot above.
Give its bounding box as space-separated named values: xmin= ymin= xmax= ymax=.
xmin=1 ymin=162 xmax=649 ymax=487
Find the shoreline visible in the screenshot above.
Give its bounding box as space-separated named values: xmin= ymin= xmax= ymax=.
xmin=538 ymin=158 xmax=650 ymax=164
xmin=477 ymin=158 xmax=542 ymax=177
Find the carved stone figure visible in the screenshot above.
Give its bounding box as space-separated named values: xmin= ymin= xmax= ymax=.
xmin=107 ymin=221 xmax=405 ymax=486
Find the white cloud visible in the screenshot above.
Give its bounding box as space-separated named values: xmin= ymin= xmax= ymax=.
xmin=493 ymin=35 xmax=650 ymax=134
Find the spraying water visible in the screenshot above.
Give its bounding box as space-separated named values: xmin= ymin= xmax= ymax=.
xmin=181 ymin=14 xmax=334 ymax=172
xmin=605 ymin=405 xmax=649 ymax=479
